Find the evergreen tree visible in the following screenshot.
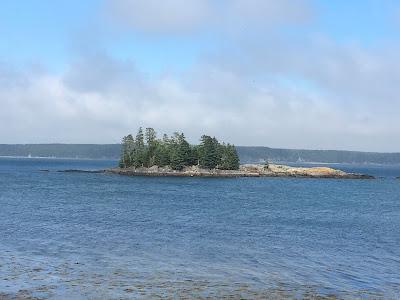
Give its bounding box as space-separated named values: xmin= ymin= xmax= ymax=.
xmin=154 ymin=142 xmax=170 ymax=167
xmin=189 ymin=145 xmax=199 ymax=166
xmin=162 ymin=134 xmax=169 ymax=143
xmin=212 ymin=137 xmax=222 ymax=163
xmin=119 ymin=135 xmax=129 ymax=168
xmin=219 ymin=143 xmax=240 ymax=170
xmin=131 ymin=127 xmax=145 ymax=167
xmin=119 ymin=127 xmax=240 ymax=170
xmin=145 ymin=128 xmax=157 ymax=167
xmin=178 ymin=134 xmax=191 ymax=166
xmin=119 ymin=134 xmax=135 ymax=168
xmin=170 ymin=133 xmax=191 ymax=170
xmin=199 ymin=135 xmax=220 ymax=169
xmin=228 ymin=144 xmax=240 ymax=170
xmin=135 ymin=127 xmax=144 ymax=148
xmin=145 ymin=128 xmax=157 ymax=146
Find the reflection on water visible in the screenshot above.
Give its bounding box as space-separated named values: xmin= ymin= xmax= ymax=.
xmin=0 ymin=158 xmax=400 ymax=299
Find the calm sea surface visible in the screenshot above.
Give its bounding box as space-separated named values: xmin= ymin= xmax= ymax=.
xmin=0 ymin=158 xmax=400 ymax=299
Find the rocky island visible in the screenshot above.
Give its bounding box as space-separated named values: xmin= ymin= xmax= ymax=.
xmin=97 ymin=127 xmax=373 ymax=179
xmin=57 ymin=127 xmax=374 ymax=179
xmin=105 ymin=164 xmax=373 ymax=179
xmin=57 ymin=127 xmax=372 ymax=179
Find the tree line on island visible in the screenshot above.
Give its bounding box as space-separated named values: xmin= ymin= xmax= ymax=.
xmin=119 ymin=128 xmax=240 ymax=170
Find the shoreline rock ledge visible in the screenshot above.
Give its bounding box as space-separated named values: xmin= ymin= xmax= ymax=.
xmin=104 ymin=164 xmax=374 ymax=179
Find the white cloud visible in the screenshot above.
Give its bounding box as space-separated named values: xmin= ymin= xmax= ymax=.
xmin=208 ymin=35 xmax=400 ymax=110
xmin=105 ymin=0 xmax=213 ymax=34
xmin=1 ymin=52 xmax=399 ymax=151
xmin=104 ymin=0 xmax=313 ymax=34
xmin=226 ymin=0 xmax=312 ymax=28
xmin=1 ymin=1 xmax=399 ymax=152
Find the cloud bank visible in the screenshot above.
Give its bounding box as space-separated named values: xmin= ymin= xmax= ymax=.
xmin=105 ymin=0 xmax=313 ymax=36
xmin=1 ymin=0 xmax=399 ymax=151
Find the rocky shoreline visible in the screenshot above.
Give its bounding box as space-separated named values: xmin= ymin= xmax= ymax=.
xmin=101 ymin=164 xmax=374 ymax=179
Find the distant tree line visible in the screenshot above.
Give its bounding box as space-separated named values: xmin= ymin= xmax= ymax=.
xmin=3 ymin=141 xmax=400 ymax=165
xmin=119 ymin=128 xmax=240 ymax=170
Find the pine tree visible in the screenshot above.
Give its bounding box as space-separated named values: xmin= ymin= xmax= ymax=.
xmin=119 ymin=135 xmax=129 ymax=168
xmin=135 ymin=127 xmax=144 ymax=148
xmin=162 ymin=134 xmax=169 ymax=143
xmin=199 ymin=135 xmax=220 ymax=169
xmin=119 ymin=128 xmax=240 ymax=170
xmin=228 ymin=144 xmax=240 ymax=170
xmin=132 ymin=127 xmax=145 ymax=167
xmin=219 ymin=143 xmax=240 ymax=170
xmin=189 ymin=145 xmax=199 ymax=166
xmin=145 ymin=128 xmax=157 ymax=146
xmin=178 ymin=134 xmax=191 ymax=166
xmin=154 ymin=142 xmax=170 ymax=167
xmin=119 ymin=134 xmax=135 ymax=168
xmin=145 ymin=128 xmax=157 ymax=167
xmin=212 ymin=137 xmax=222 ymax=164
xmin=170 ymin=133 xmax=191 ymax=170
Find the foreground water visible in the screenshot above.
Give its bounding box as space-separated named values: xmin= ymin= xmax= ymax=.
xmin=0 ymin=158 xmax=399 ymax=299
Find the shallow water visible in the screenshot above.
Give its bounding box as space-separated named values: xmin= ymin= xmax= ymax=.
xmin=0 ymin=158 xmax=399 ymax=299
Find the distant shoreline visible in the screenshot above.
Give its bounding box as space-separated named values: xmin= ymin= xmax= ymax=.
xmin=1 ymin=144 xmax=400 ymax=165
xmin=1 ymin=155 xmax=399 ymax=167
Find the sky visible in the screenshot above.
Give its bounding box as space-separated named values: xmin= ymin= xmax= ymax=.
xmin=0 ymin=0 xmax=399 ymax=151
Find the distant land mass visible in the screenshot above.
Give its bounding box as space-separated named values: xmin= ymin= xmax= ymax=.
xmin=0 ymin=144 xmax=399 ymax=164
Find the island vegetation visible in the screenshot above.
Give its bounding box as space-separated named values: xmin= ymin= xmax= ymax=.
xmin=119 ymin=128 xmax=240 ymax=170
xmin=106 ymin=128 xmax=374 ymax=179
xmin=0 ymin=127 xmax=375 ymax=179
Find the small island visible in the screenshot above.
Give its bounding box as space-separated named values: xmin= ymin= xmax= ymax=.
xmin=100 ymin=128 xmax=374 ymax=179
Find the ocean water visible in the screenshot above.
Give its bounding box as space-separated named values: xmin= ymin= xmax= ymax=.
xmin=0 ymin=157 xmax=400 ymax=299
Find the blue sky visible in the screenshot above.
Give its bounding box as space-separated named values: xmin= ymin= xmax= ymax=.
xmin=1 ymin=0 xmax=397 ymax=71
xmin=317 ymin=0 xmax=398 ymax=42
xmin=0 ymin=0 xmax=399 ymax=151
xmin=1 ymin=0 xmax=212 ymax=72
